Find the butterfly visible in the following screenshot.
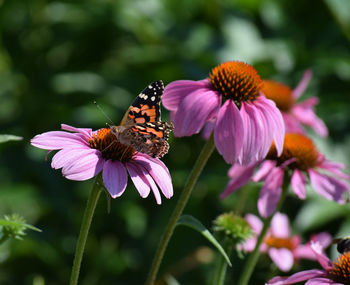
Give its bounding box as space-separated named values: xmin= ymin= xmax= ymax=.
xmin=110 ymin=80 xmax=173 ymax=158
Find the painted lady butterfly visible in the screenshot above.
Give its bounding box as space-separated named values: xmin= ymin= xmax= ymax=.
xmin=110 ymin=80 xmax=173 ymax=158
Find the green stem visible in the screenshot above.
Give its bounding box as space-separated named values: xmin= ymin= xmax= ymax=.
xmin=237 ymin=172 xmax=290 ymax=285
xmin=212 ymin=239 xmax=232 ymax=285
xmin=69 ymin=174 xmax=103 ymax=285
xmin=145 ymin=134 xmax=216 ymax=285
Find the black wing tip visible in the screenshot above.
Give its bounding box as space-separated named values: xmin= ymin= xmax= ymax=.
xmin=150 ymin=80 xmax=164 ymax=89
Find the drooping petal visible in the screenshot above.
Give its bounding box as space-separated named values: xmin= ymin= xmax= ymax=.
xmin=291 ymin=169 xmax=307 ymax=199
xmin=220 ymin=164 xmax=256 ymax=198
xmin=255 ymin=95 xmax=285 ymax=156
xmin=214 ymin=100 xmax=244 ymax=164
xmin=258 ymin=167 xmax=284 ymax=218
xmin=269 ymin=248 xmax=294 ymax=272
xmin=292 ymin=69 xmax=312 ymax=99
xmin=162 ymin=79 xmax=211 ymax=111
xmin=291 ymin=98 xmax=328 ymax=137
xmin=126 ymin=162 xmax=151 ymax=198
xmin=133 ymin=154 xmax=173 ymax=199
xmin=127 ymin=160 xmax=162 ymax=204
xmin=31 ymin=131 xmax=90 ymax=150
xmin=267 ymin=269 xmax=326 ymax=285
xmin=271 ymin=212 xmax=290 ymax=238
xmin=238 ymin=102 xmax=262 ymax=164
xmin=102 ymin=160 xmax=128 ymax=198
xmin=318 ymin=160 xmax=350 ymax=179
xmin=253 ymin=160 xmax=276 ymax=182
xmin=61 ymin=150 xmax=104 ymax=181
xmin=310 ymin=242 xmax=334 ymax=271
xmin=308 ymin=169 xmax=348 ymax=203
xmin=173 ymin=88 xmax=221 ymax=137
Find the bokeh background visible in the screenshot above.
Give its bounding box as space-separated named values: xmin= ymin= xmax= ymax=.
xmin=1 ymin=0 xmax=350 ymax=284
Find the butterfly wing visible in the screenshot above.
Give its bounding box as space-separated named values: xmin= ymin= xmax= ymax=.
xmin=120 ymin=80 xmax=164 ymax=126
xmin=117 ymin=121 xmax=174 ymax=158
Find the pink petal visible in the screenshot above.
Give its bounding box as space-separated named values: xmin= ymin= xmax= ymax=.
xmin=214 ymin=100 xmax=244 ymax=164
xmin=269 ymin=248 xmax=294 ymax=272
xmin=311 ymin=242 xmax=333 ymax=271
xmin=292 ymin=69 xmax=312 ymax=99
xmin=126 ymin=162 xmax=151 ymax=198
xmin=255 ymin=96 xmax=285 ymax=156
xmin=294 ymin=244 xmax=316 ymax=260
xmin=306 ymin=278 xmax=341 ymax=285
xmin=258 ymin=167 xmax=284 ymax=218
xmin=245 ymin=214 xmax=263 ymax=235
xmin=102 ymin=160 xmax=128 ymax=198
xmin=267 ymin=269 xmax=326 ymax=285
xmin=61 ymin=150 xmax=103 ymax=181
xmin=61 ymin=124 xmax=92 ymax=140
xmin=127 ymin=161 xmax=162 ymax=204
xmin=173 ymin=88 xmax=220 ymax=137
xmin=282 ymin=112 xmax=306 ymax=135
xmin=271 ymin=212 xmax=290 ymax=238
xmin=133 ymin=154 xmax=173 ymax=199
xmin=201 ymin=120 xmax=215 ymax=140
xmin=308 ymin=169 xmax=348 ymax=203
xmin=162 ymin=79 xmax=210 ymax=111
xmin=292 ymin=101 xmax=328 ymax=137
xmin=250 ymin=100 xmax=274 ymax=160
xmin=253 ymin=160 xmax=276 ymax=182
xmin=238 ymin=102 xmax=263 ymax=164
xmin=291 ymin=169 xmax=307 ymax=199
xmin=318 ymin=160 xmax=350 ymax=179
xmin=51 ymin=147 xmax=98 ymax=170
xmin=311 ymin=232 xmax=332 ymax=249
xmin=220 ymin=164 xmax=256 ymax=198
xmin=241 ymin=237 xmax=257 ymax=252
xmin=31 ymin=131 xmax=89 ymax=150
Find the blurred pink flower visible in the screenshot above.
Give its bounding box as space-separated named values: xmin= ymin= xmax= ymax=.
xmin=262 ymin=70 xmax=328 ymax=137
xmin=31 ymin=124 xmax=173 ymax=204
xmin=162 ymin=61 xmax=285 ymax=165
xmin=243 ymin=212 xmax=331 ymax=272
xmin=267 ymin=242 xmax=350 ymax=285
xmin=221 ymin=133 xmax=349 ymax=217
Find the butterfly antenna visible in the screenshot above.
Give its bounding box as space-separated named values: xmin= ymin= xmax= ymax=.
xmin=94 ymin=101 xmax=115 ymax=125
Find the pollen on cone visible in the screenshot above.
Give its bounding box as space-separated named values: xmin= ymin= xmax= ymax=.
xmin=267 ymin=133 xmax=319 ymax=170
xmin=262 ymin=80 xmax=295 ymax=111
xmin=209 ymin=61 xmax=263 ymax=103
xmin=89 ymin=128 xmax=136 ymax=162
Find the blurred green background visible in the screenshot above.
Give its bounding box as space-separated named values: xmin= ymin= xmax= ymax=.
xmin=0 ymin=0 xmax=350 ymax=284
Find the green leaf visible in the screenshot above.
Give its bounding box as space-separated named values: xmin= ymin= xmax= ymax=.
xmin=177 ymin=215 xmax=232 ymax=266
xmin=0 ymin=134 xmax=23 ymax=143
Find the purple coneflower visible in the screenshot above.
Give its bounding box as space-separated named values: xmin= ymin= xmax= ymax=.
xmin=243 ymin=212 xmax=331 ymax=272
xmin=267 ymin=241 xmax=350 ymax=285
xmin=31 ymin=124 xmax=173 ymax=204
xmin=262 ymin=70 xmax=328 ymax=137
xmin=221 ymin=133 xmax=349 ymax=217
xmin=162 ymin=61 xmax=285 ymax=165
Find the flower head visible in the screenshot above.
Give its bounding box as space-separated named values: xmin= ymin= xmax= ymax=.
xmin=243 ymin=212 xmax=331 ymax=272
xmin=163 ymin=61 xmax=285 ymax=165
xmin=267 ymin=241 xmax=350 ymax=284
xmin=31 ymin=124 xmax=173 ymax=204
xmin=262 ymin=70 xmax=328 ymax=137
xmin=221 ymin=133 xmax=349 ymax=217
